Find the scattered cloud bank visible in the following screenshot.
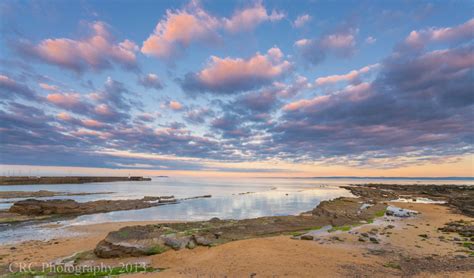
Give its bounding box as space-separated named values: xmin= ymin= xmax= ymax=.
xmin=181 ymin=47 xmax=291 ymax=94
xmin=295 ymin=25 xmax=358 ymax=65
xmin=16 ymin=21 xmax=138 ymax=73
xmin=142 ymin=1 xmax=284 ymax=59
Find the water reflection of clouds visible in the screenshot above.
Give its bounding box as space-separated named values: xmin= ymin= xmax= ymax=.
xmin=68 ymin=187 xmax=353 ymax=225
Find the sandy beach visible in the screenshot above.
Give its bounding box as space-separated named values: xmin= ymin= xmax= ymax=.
xmin=1 ymin=202 xmax=473 ymax=277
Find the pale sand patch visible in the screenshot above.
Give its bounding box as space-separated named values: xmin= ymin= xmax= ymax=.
xmin=0 ymin=221 xmax=158 ymax=265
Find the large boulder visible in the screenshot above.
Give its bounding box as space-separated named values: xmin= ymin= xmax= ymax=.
xmin=9 ymin=199 xmax=82 ymax=215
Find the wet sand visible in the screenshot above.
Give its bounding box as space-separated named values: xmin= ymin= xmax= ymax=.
xmin=1 ymin=202 xmax=473 ymax=277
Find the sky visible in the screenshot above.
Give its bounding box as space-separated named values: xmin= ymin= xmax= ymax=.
xmin=0 ymin=0 xmax=473 ymax=177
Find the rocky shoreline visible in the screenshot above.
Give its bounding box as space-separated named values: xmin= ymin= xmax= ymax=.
xmin=93 ymin=183 xmax=473 ymax=258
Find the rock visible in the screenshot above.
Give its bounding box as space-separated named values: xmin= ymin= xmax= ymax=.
xmin=440 ymin=221 xmax=474 ymax=237
xmin=385 ymin=206 xmax=419 ymax=217
xmin=418 ymin=234 xmax=429 ymax=238
xmin=369 ymin=237 xmax=379 ymax=244
xmin=361 ymin=232 xmax=369 ymax=237
xmin=310 ymin=197 xmax=387 ymax=226
xmin=300 ymin=235 xmax=314 ymax=240
xmin=331 ymin=236 xmax=343 ymax=242
xmin=387 ymin=225 xmax=395 ymax=229
xmin=358 ymin=237 xmax=366 ymax=242
xmin=163 ymin=236 xmax=189 ymax=250
xmin=9 ymin=196 xmax=179 ymax=216
xmin=193 ymin=236 xmax=214 ymax=246
xmin=453 ymin=237 xmax=461 ymax=241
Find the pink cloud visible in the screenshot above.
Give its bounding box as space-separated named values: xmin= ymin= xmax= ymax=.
xmin=94 ymin=104 xmax=115 ymax=116
xmin=141 ymin=2 xmax=219 ymax=58
xmin=293 ymin=14 xmax=311 ymax=28
xmin=182 ymin=47 xmax=291 ymax=93
xmin=72 ymin=129 xmax=111 ymax=139
xmin=39 ymin=83 xmax=59 ymax=91
xmin=81 ymin=119 xmax=105 ymax=128
xmin=283 ymin=83 xmax=372 ymax=111
xmin=168 ymin=101 xmax=184 ymax=111
xmin=46 ymin=93 xmax=82 ymax=109
xmin=315 ymin=64 xmax=379 ymax=86
xmin=18 ymin=21 xmax=138 ymax=72
xmin=223 ymin=2 xmax=284 ymax=32
xmin=404 ymin=18 xmax=474 ymax=49
xmin=142 ymin=1 xmax=283 ymax=58
xmin=56 ymin=112 xmax=72 ymax=121
xmin=283 ymin=95 xmax=330 ymax=112
xmin=320 ymin=31 xmax=357 ymax=50
xmin=199 ymin=48 xmax=290 ymax=84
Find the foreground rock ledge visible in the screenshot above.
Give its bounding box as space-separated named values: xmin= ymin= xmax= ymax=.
xmin=94 ymin=197 xmax=386 ymax=258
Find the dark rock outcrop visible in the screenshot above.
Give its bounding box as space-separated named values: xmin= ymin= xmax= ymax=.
xmin=310 ymin=197 xmax=386 ymax=226
xmin=9 ymin=196 xmax=177 ymax=216
xmin=345 ymin=184 xmax=474 ymax=217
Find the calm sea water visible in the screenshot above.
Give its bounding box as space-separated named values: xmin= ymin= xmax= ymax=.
xmin=0 ymin=177 xmax=472 ymax=244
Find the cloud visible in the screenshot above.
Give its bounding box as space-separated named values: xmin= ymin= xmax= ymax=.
xmin=184 ymin=108 xmax=214 ymax=124
xmin=365 ymin=36 xmax=376 ymax=44
xmin=16 ymin=21 xmax=138 ymax=72
xmin=272 ymin=75 xmax=311 ymax=98
xmin=223 ymin=2 xmax=284 ymax=32
xmin=39 ymin=83 xmax=59 ymax=91
xmin=138 ymin=73 xmax=163 ymax=90
xmin=168 ymin=100 xmax=184 ymax=111
xmin=141 ymin=1 xmax=219 ymax=59
xmin=180 ymin=47 xmax=291 ymax=94
xmin=315 ymin=64 xmax=379 ymax=86
xmin=0 ymin=74 xmax=39 ymax=100
xmin=293 ymin=14 xmax=311 ymax=28
xmin=46 ymin=92 xmax=88 ymax=110
xmin=141 ymin=1 xmax=284 ymax=59
xmin=92 ymin=77 xmax=134 ymax=111
xmin=135 ymin=113 xmax=156 ymax=123
xmin=295 ymin=26 xmax=358 ymax=65
xmin=276 ymin=41 xmax=473 ymax=163
xmin=403 ymin=18 xmax=474 ymax=50
xmin=211 ymin=113 xmax=252 ymax=139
